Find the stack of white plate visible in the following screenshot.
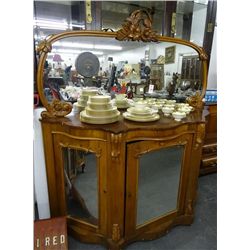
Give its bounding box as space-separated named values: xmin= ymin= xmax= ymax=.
xmin=80 ymin=95 xmax=120 ymax=124
xmin=74 ymin=88 xmax=99 ymax=113
xmin=123 ymin=106 xmax=160 ymax=122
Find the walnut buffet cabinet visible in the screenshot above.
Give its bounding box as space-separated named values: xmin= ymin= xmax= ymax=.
xmin=36 ymin=9 xmax=209 ymax=250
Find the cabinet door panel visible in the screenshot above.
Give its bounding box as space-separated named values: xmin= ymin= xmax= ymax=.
xmin=125 ymin=133 xmax=193 ymax=237
xmin=136 ymin=146 xmax=183 ymax=226
xmin=52 ymin=133 xmax=107 ymax=233
xmin=62 ymin=148 xmax=98 ymax=225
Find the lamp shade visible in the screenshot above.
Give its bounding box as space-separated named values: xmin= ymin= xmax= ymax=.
xmin=53 ymin=54 xmax=64 ymax=62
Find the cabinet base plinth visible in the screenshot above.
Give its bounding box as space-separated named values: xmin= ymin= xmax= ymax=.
xmin=68 ymin=214 xmax=194 ymax=250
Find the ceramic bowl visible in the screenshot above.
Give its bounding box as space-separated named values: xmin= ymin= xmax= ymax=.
xmin=156 ymin=99 xmax=166 ymax=104
xmin=85 ymin=106 xmax=118 ymax=117
xmin=164 ymin=104 xmax=176 ymax=109
xmin=89 ymin=95 xmax=111 ymax=104
xmin=81 ymin=88 xmax=99 ymax=96
xmin=172 ymin=111 xmax=186 ymax=121
xmin=162 ymin=106 xmax=175 ymax=116
xmin=134 ymin=101 xmax=148 ymax=109
xmin=115 ymin=94 xmax=127 ymax=102
xmin=178 ymin=107 xmax=191 ymax=114
xmin=176 ymin=103 xmax=189 ymax=108
xmin=87 ymin=102 xmax=113 ymax=110
xmin=151 ymin=103 xmax=163 ymax=110
xmin=165 ymin=100 xmax=176 ymax=105
xmin=127 ymin=107 xmax=153 ymax=116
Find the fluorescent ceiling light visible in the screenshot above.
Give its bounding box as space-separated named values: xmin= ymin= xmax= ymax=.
xmin=52 ymin=49 xmax=103 ymax=55
xmin=34 ymin=19 xmax=85 ymax=30
xmin=53 ymin=42 xmax=122 ymax=51
xmin=70 ymin=24 xmax=85 ymax=29
xmin=36 ymin=25 xmax=67 ymax=31
xmin=53 ymin=42 xmax=94 ymax=49
xmin=94 ymin=45 xmax=122 ymax=50
xmin=34 ymin=19 xmax=67 ymax=26
xmin=34 ymin=19 xmax=68 ymax=30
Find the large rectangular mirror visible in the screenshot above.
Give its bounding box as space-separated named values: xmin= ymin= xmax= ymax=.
xmin=43 ymin=36 xmax=202 ymax=103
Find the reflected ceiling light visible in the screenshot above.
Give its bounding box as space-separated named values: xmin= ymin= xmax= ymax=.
xmin=69 ymin=23 xmax=85 ymax=29
xmin=53 ymin=42 xmax=122 ymax=51
xmin=52 ymin=48 xmax=103 ymax=55
xmin=54 ymin=42 xmax=94 ymax=49
xmin=34 ymin=19 xmax=68 ymax=30
xmin=36 ymin=25 xmax=67 ymax=31
xmin=94 ymin=45 xmax=122 ymax=50
xmin=34 ymin=19 xmax=86 ymax=31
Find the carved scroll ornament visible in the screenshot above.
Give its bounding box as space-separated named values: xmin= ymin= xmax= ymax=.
xmin=116 ymin=9 xmax=158 ymax=42
xmin=194 ymin=123 xmax=205 ymax=150
xmin=186 ymin=92 xmax=204 ymax=110
xmin=110 ymin=133 xmax=122 ymax=159
xmin=41 ymin=99 xmax=73 ymax=118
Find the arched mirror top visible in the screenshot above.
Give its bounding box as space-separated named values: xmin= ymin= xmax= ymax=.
xmin=36 ymin=9 xmax=208 ymax=118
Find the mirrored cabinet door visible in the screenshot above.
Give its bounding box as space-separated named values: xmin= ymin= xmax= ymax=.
xmin=125 ymin=135 xmax=193 ymax=236
xmin=136 ymin=146 xmax=183 ymax=226
xmin=62 ymin=148 xmax=98 ymax=225
xmin=51 ymin=134 xmax=108 ymax=231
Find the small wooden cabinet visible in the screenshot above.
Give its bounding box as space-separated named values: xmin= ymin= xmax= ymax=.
xmin=150 ymin=64 xmax=164 ymax=90
xmin=41 ymin=112 xmax=206 ymax=250
xmin=200 ymin=103 xmax=217 ymax=175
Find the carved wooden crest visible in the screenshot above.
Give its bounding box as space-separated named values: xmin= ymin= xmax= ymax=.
xmin=116 ymin=9 xmax=158 ymax=42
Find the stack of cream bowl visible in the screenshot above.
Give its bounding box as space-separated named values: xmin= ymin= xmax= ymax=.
xmin=123 ymin=104 xmax=160 ymax=122
xmin=80 ymin=95 xmax=120 ymax=124
xmin=73 ymin=87 xmax=99 ymax=113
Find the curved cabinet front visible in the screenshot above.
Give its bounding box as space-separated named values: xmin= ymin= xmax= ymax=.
xmin=41 ymin=115 xmax=205 ymax=250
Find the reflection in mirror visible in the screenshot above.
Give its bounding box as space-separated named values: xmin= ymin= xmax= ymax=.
xmin=136 ymin=146 xmax=183 ymax=226
xmin=43 ymin=36 xmax=201 ymax=103
xmin=63 ymin=148 xmax=98 ymax=225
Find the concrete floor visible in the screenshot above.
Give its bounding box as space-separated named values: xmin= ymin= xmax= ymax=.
xmin=68 ymin=173 xmax=217 ymax=250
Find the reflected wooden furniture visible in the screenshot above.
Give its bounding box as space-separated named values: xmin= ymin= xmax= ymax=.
xmin=41 ymin=111 xmax=205 ymax=250
xmin=200 ymin=103 xmax=217 ymax=175
xmin=150 ymin=64 xmax=164 ymax=90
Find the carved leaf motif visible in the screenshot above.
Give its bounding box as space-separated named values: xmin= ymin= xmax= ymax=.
xmin=116 ymin=9 xmax=158 ymax=42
